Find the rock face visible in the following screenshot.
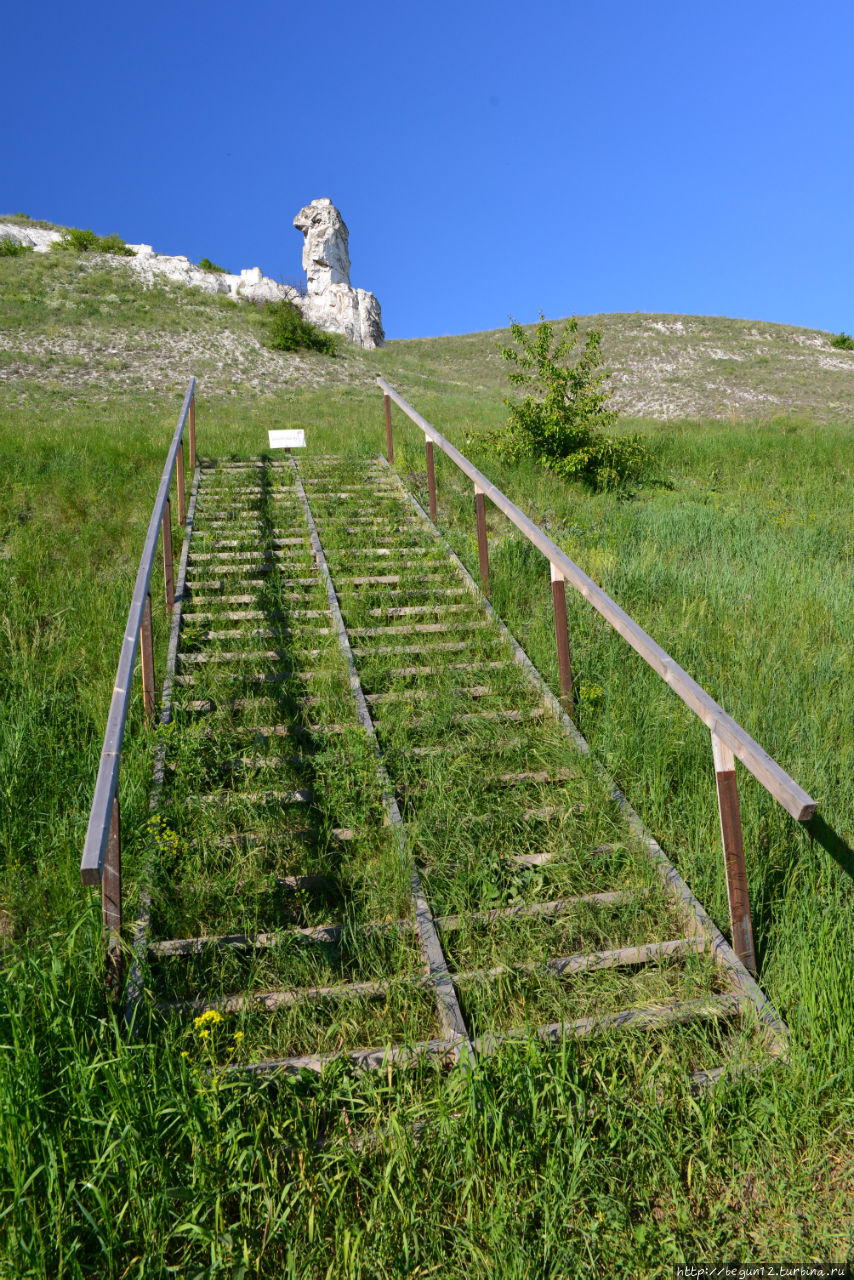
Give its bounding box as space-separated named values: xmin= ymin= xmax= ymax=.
xmin=124 ymin=247 xmax=297 ymax=305
xmin=293 ymin=198 xmax=384 ymax=348
xmin=0 ymin=223 xmax=63 ymax=251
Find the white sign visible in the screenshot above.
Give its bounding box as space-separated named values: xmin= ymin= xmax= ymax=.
xmin=268 ymin=429 xmax=306 ymax=449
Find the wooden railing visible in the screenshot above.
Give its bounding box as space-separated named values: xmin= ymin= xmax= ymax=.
xmin=377 ymin=376 xmax=816 ymax=975
xmin=80 ymin=378 xmax=197 ymax=989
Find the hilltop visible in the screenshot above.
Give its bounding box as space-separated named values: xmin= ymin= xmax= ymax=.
xmin=2 ymin=216 xmax=854 ymax=420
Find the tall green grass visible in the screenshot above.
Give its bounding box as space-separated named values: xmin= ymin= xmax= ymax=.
xmin=1 ymin=380 xmax=852 ymax=1275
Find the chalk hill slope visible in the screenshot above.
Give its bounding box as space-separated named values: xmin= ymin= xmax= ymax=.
xmin=1 ymin=215 xmax=852 ymax=420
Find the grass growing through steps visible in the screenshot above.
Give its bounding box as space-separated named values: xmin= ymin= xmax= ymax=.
xmin=136 ymin=460 xmax=438 ymax=1071
xmin=297 ymin=458 xmax=759 ymax=1082
xmin=1 ymin=375 xmax=853 ymax=1272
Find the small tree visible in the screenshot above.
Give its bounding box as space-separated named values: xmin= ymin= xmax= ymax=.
xmin=486 ymin=314 xmax=656 ymax=491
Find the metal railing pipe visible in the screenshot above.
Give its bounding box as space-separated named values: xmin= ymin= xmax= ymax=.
xmin=80 ymin=378 xmax=196 ymax=886
xmin=377 ymin=375 xmax=815 ymax=824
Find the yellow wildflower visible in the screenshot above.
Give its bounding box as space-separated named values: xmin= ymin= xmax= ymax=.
xmin=193 ymin=1009 xmax=224 ymax=1031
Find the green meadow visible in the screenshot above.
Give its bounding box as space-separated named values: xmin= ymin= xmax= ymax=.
xmin=1 ymin=239 xmax=852 ymax=1277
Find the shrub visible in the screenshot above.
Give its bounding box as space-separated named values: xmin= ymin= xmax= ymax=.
xmin=829 ymin=331 xmax=854 ymax=350
xmin=0 ymin=238 xmax=31 ymax=257
xmin=97 ymin=232 xmax=133 ymax=256
xmin=198 ymin=257 xmax=227 ymax=273
xmin=476 ymin=314 xmax=660 ymax=492
xmin=266 ymin=300 xmax=336 ymax=355
xmin=55 ymin=227 xmax=133 ymax=256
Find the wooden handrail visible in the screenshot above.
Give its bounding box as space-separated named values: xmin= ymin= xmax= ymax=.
xmin=377 ymin=376 xmax=815 ymax=825
xmin=80 ymin=378 xmax=196 ymax=890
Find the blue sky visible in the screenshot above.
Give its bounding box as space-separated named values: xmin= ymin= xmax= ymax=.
xmin=4 ymin=0 xmax=853 ymax=340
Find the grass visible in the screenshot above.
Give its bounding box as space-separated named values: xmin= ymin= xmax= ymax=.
xmin=0 ymin=242 xmax=853 ymax=1274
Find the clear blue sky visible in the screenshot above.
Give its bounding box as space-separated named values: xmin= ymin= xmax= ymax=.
xmin=4 ymin=0 xmax=853 ymax=340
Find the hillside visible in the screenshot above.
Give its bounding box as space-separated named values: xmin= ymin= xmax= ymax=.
xmin=1 ymin=221 xmax=853 ymax=1275
xmin=2 ymin=218 xmax=854 ymax=419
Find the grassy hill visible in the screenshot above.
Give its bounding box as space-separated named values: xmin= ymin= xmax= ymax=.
xmin=4 ymin=216 xmax=854 ymax=421
xmin=1 ymin=224 xmax=853 ymax=1276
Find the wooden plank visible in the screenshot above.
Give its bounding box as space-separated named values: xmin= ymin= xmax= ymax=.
xmin=159 ymin=974 xmax=432 ymax=1016
xmin=386 ymin=394 xmax=396 ymax=465
xmin=551 ymin=566 xmax=574 ymax=712
xmin=408 ymin=707 xmax=544 ymax=726
xmin=368 ymin=603 xmax=471 ymax=618
xmin=436 ymin=889 xmax=633 ymax=933
xmin=184 ymin=576 xmax=317 ymax=589
xmin=426 ymin=438 xmax=437 ymax=521
xmin=140 ymin=593 xmax=156 ymax=722
xmin=474 ymin=486 xmax=489 ymax=595
xmin=353 ymin=641 xmax=469 ymax=657
xmin=183 ymin=788 xmax=313 ymax=806
xmin=200 ymin=627 xmax=330 ymax=640
xmin=188 ymin=394 xmax=196 ymax=469
xmin=455 ymin=937 xmax=704 ymax=984
xmin=178 ymin=649 xmax=321 ymax=664
xmin=149 ymin=915 xmax=414 ymax=956
xmin=174 ymin=668 xmax=317 ymax=689
xmin=386 ymin=660 xmax=508 ymax=677
xmin=366 ymin=685 xmax=492 ymax=704
xmin=349 ymin=621 xmax=488 ymax=638
xmin=712 ymin=732 xmax=757 ymax=975
xmin=161 ymin=499 xmax=174 ymax=612
xmin=176 ymin=437 xmax=186 ymax=526
xmin=103 ymin=795 xmax=122 ymax=998
xmin=327 ymin=545 xmax=431 ymax=557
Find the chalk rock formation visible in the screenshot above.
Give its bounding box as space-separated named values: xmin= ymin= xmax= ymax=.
xmin=0 ymin=223 xmax=63 ymax=251
xmin=124 ymin=247 xmax=297 ymax=304
xmin=293 ymin=198 xmax=384 ymax=348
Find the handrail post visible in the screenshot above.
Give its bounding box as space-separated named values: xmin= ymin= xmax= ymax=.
xmin=189 ymin=394 xmax=196 ymax=470
xmin=141 ymin=593 xmax=156 ymax=721
xmin=712 ymin=732 xmax=757 ymax=974
xmin=176 ymin=437 xmax=186 ymax=526
xmin=550 ymin=564 xmax=574 ymax=712
xmin=162 ymin=498 xmax=174 ymax=611
xmin=474 ymin=484 xmax=489 ymax=595
xmin=425 ymin=438 xmax=437 ymax=522
xmin=384 ymin=394 xmax=394 ymax=464
xmin=103 ymin=794 xmax=122 ymax=998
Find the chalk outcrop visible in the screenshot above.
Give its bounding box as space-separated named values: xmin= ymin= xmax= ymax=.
xmin=0 ymin=223 xmax=63 ymax=251
xmin=124 ymin=246 xmax=297 ymax=304
xmin=293 ymin=198 xmax=384 ymax=348
xmin=0 ymin=204 xmax=384 ymax=348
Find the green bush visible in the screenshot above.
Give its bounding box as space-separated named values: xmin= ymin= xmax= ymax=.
xmin=55 ymin=227 xmax=133 ymax=256
xmin=476 ymin=314 xmax=660 ymax=492
xmin=266 ymin=299 xmax=336 ymax=355
xmin=0 ymin=238 xmax=31 ymax=257
xmin=829 ymin=331 xmax=854 ymax=350
xmin=198 ymin=256 xmax=227 ymax=273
